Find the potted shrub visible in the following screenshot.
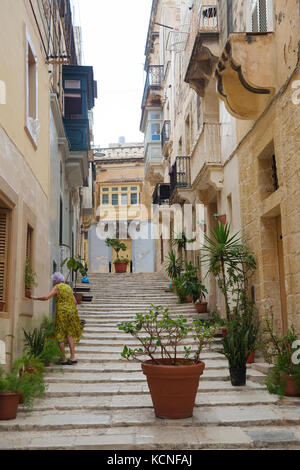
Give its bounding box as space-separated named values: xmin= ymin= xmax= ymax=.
xmin=260 ymin=314 xmax=300 ymax=398
xmin=118 ymin=305 xmax=217 ymax=419
xmin=41 ymin=315 xmax=55 ymax=339
xmin=24 ymin=258 xmax=38 ymax=298
xmin=10 ymin=359 xmax=47 ymax=409
xmin=163 ymin=251 xmax=181 ymax=288
xmin=221 ymin=319 xmax=254 ymax=386
xmin=105 ymin=238 xmax=130 ymax=273
xmin=0 ymin=367 xmax=22 ymax=420
xmin=39 ymin=337 xmax=63 ymax=366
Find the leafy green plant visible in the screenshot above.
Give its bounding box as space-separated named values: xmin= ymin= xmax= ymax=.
xmin=118 ymin=305 xmax=217 ymax=366
xmin=259 ymin=312 xmax=300 ymax=398
xmin=171 ymin=231 xmax=196 ymax=270
xmin=164 ymin=251 xmax=181 ymax=280
xmin=25 ymin=258 xmax=38 ymax=291
xmin=61 ymin=255 xmax=85 ymax=293
xmin=221 ymin=320 xmax=253 ymax=368
xmin=201 ymin=222 xmax=256 ymax=321
xmin=39 ymin=338 xmax=63 ymax=365
xmin=23 ymin=327 xmax=45 ymax=358
xmin=41 ymin=316 xmax=55 ymax=338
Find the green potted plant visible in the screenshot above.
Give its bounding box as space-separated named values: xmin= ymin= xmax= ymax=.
xmin=61 ymin=255 xmax=86 ymax=303
xmin=118 ymin=305 xmax=217 ymax=419
xmin=260 ymin=314 xmax=300 ymax=398
xmin=221 ymin=319 xmax=255 ymax=386
xmin=163 ymin=251 xmax=181 ymax=288
xmin=10 ymin=358 xmax=47 ymax=409
xmin=41 ymin=315 xmax=55 ymax=339
xmin=0 ymin=367 xmax=23 ymax=420
xmin=105 ymin=238 xmax=130 ymax=273
xmin=39 ymin=337 xmax=63 ymax=366
xmin=24 ymin=258 xmax=38 ymax=298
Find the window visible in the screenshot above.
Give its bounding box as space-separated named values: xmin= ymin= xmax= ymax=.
xmin=121 ymin=194 xmax=128 ymax=205
xmin=102 ymin=194 xmax=109 ymax=205
xmin=25 ymin=27 xmax=39 ymax=146
xmin=26 ymin=225 xmax=33 ymax=265
xmin=258 ymin=141 xmax=279 ymax=199
xmin=131 ymin=193 xmax=138 ymax=205
xmin=0 ymin=210 xmax=9 ymax=305
xmin=112 ymin=187 xmax=118 ymax=192
xmin=131 ymin=187 xmax=137 ymax=191
xmin=102 ymin=188 xmax=109 ymax=192
xmin=65 ymin=80 xmax=81 ymax=89
xmin=248 ymin=0 xmax=273 ymax=32
xmin=121 ymin=187 xmax=128 ymax=191
xmin=64 ymin=93 xmax=83 ymax=119
xmin=151 ymin=123 xmax=161 ymax=141
xmin=112 ymin=194 xmax=118 ymax=206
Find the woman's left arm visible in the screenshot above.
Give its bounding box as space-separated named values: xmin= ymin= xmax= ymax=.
xmin=31 ymin=286 xmax=59 ymax=301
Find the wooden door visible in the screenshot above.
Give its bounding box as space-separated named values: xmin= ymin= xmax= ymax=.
xmin=276 ymin=216 xmax=288 ymax=334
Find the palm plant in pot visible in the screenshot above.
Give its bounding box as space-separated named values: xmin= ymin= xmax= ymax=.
xmin=118 ymin=305 xmax=217 ymax=419
xmin=164 ymin=251 xmax=181 ymax=291
xmin=260 ymin=313 xmax=300 ymax=398
xmin=105 ymin=238 xmax=130 ymax=273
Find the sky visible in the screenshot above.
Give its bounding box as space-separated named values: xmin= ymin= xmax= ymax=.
xmin=71 ymin=0 xmax=153 ymax=148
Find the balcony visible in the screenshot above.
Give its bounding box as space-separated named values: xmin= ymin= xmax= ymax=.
xmin=169 ymin=157 xmax=193 ymax=203
xmin=153 ymin=184 xmax=170 ymax=205
xmin=161 ymin=120 xmax=171 ymax=155
xmin=141 ymin=65 xmax=164 ymax=109
xmin=184 ymin=4 xmax=220 ymax=97
xmin=215 ymin=33 xmax=276 ymax=120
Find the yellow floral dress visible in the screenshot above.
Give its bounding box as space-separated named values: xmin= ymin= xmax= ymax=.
xmin=54 ymin=283 xmax=83 ymax=343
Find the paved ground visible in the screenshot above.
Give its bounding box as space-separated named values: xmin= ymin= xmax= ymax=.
xmin=1 ymin=273 xmax=300 ymax=450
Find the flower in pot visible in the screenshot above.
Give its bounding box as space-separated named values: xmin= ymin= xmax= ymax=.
xmin=118 ymin=305 xmax=217 ymax=419
xmin=24 ymin=258 xmax=38 ymax=298
xmin=105 ymin=238 xmax=130 ymax=273
xmin=260 ymin=313 xmax=300 ymax=399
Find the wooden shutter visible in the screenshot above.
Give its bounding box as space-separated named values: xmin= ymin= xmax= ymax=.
xmin=0 ymin=210 xmax=9 ymax=302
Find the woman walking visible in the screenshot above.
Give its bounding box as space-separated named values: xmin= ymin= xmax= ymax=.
xmin=31 ymin=272 xmax=83 ymax=365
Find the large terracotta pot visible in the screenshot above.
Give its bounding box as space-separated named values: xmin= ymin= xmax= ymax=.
xmin=114 ymin=261 xmax=128 ymax=273
xmin=281 ymin=374 xmax=300 ymax=397
xmin=246 ymin=350 xmax=255 ymax=364
xmin=0 ymin=393 xmax=20 ymax=420
xmin=195 ymin=301 xmax=208 ymax=314
xmin=141 ymin=359 xmax=205 ymax=419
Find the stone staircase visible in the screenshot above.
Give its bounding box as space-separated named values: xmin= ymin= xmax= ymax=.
xmin=1 ymin=273 xmax=300 ymax=450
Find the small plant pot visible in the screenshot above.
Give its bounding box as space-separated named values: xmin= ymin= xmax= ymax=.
xmin=25 ymin=289 xmax=32 ymax=299
xmin=229 ymin=367 xmax=247 ymax=386
xmin=141 ymin=359 xmax=205 ymax=419
xmin=114 ymin=261 xmax=128 ymax=273
xmin=0 ymin=393 xmax=20 ymax=420
xmin=0 ymin=301 xmax=6 ymax=312
xmin=280 ymin=374 xmax=300 ymax=397
xmin=217 ymin=215 xmax=227 ymax=224
xmin=221 ymin=327 xmax=228 ymax=338
xmin=74 ymin=293 xmax=83 ymax=304
xmin=195 ymin=301 xmax=208 ymax=314
xmin=186 ymin=294 xmax=193 ymax=303
xmin=246 ymin=350 xmax=255 ymax=364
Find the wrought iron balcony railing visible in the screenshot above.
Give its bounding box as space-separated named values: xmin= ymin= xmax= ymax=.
xmin=161 ymin=120 xmax=171 ymax=150
xmin=169 ymin=156 xmax=191 ymax=199
xmin=153 ymin=184 xmax=170 ymax=205
xmin=141 ymin=65 xmax=164 ymax=108
xmin=199 ymin=5 xmax=218 ymax=32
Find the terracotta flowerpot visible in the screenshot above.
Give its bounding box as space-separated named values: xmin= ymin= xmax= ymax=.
xmin=25 ymin=289 xmax=31 ymax=299
xmin=221 ymin=327 xmax=228 ymax=338
xmin=195 ymin=301 xmax=208 ymax=314
xmin=0 ymin=301 xmax=6 ymax=312
xmin=0 ymin=393 xmax=20 ymax=420
xmin=74 ymin=293 xmax=83 ymax=304
xmin=246 ymin=350 xmax=255 ymax=364
xmin=186 ymin=294 xmax=193 ymax=303
xmin=141 ymin=359 xmax=205 ymax=419
xmin=114 ymin=261 xmax=128 ymax=273
xmin=217 ymin=215 xmax=227 ymax=224
xmin=280 ymin=374 xmax=300 ymax=397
